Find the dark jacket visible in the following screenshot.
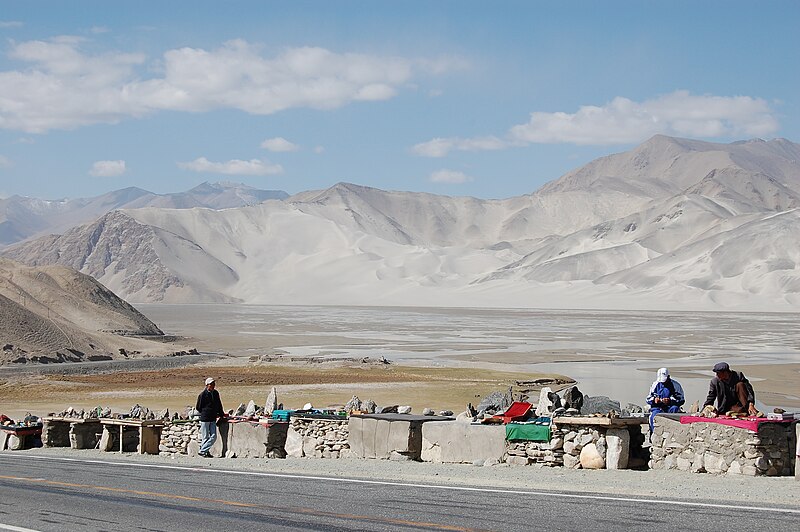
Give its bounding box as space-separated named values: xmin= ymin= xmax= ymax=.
xmin=703 ymin=371 xmax=755 ymax=412
xmin=196 ymin=388 xmax=224 ymax=422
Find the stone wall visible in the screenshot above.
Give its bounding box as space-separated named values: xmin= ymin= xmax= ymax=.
xmin=505 ymin=422 xmax=646 ymax=469
xmin=650 ymin=417 xmax=797 ymax=476
xmin=505 ymin=438 xmax=563 ymax=466
xmin=159 ymin=420 xmax=200 ymax=455
xmin=286 ymin=417 xmax=349 ymax=458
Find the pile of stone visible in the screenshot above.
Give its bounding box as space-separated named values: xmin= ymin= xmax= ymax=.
xmin=650 ymin=416 xmax=795 ymax=476
xmin=51 ymin=406 xmax=112 ymax=419
xmin=286 ymin=416 xmax=350 ymax=459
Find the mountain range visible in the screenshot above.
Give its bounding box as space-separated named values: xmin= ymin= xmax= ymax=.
xmin=4 ymin=135 xmax=800 ymax=311
xmin=0 ymin=181 xmax=288 ymax=248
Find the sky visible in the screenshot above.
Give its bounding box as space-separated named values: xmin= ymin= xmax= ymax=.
xmin=0 ymin=1 xmax=797 ymax=200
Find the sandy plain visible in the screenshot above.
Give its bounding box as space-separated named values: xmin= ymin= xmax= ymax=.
xmin=1 ymin=304 xmax=799 ymax=418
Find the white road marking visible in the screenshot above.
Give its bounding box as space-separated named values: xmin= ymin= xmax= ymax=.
xmin=5 ymin=454 xmax=800 ymax=515
xmin=0 ymin=523 xmax=42 ymax=532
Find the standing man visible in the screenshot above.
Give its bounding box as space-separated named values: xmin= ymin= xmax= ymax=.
xmin=702 ymin=362 xmax=758 ymax=417
xmin=646 ymin=367 xmax=684 ymax=433
xmin=195 ymin=377 xmax=225 ymax=458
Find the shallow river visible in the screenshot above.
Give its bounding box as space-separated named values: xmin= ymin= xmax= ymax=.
xmin=140 ymin=304 xmax=800 ymax=409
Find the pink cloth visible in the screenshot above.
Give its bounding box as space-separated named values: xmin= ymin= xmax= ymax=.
xmin=679 ymin=415 xmax=792 ymax=432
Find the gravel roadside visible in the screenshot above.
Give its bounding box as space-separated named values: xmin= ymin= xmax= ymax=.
xmin=6 ymin=447 xmax=799 ymax=508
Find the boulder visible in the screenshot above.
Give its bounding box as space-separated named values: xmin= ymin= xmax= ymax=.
xmin=398 ymin=406 xmax=412 ymax=414
xmin=477 ymin=391 xmax=509 ymax=414
xmin=345 ymin=395 xmax=362 ymax=413
xmin=580 ymin=396 xmax=621 ymax=416
xmin=605 ymin=429 xmax=630 ymax=469
xmin=579 ymin=443 xmax=605 ymax=469
xmin=265 ymin=387 xmax=278 ymax=415
xmin=362 ymin=400 xmax=377 ymax=414
xmin=243 ymin=400 xmax=258 ymax=417
xmin=535 ymin=387 xmax=556 ymax=417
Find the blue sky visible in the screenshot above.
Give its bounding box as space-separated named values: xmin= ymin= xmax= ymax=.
xmin=0 ymin=1 xmax=797 ymax=200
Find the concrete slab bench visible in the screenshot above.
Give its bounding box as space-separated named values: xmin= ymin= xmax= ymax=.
xmin=349 ymin=413 xmax=454 ymax=461
xmin=421 ymin=421 xmax=506 ymax=464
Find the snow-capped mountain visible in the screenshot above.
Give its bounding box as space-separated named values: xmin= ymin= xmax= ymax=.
xmin=5 ymin=136 xmax=800 ymax=310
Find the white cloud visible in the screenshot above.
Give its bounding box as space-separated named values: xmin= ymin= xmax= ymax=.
xmin=313 ymin=146 xmax=325 ymax=154
xmin=0 ymin=155 xmax=12 ymax=168
xmin=0 ymin=37 xmax=462 ymax=133
xmin=89 ymin=160 xmax=126 ymax=177
xmin=90 ymin=26 xmax=110 ymax=34
xmin=178 ymin=157 xmax=283 ymax=176
xmin=260 ymin=137 xmax=299 ymax=152
xmin=412 ymin=136 xmax=506 ymax=157
xmin=509 ymin=91 xmax=778 ymax=145
xmin=414 ymin=91 xmax=780 ymax=156
xmin=0 ymin=21 xmax=23 ymax=28
xmin=429 ymin=169 xmax=472 ymax=184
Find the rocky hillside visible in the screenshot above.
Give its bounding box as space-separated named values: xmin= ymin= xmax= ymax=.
xmin=0 ymin=258 xmax=170 ymax=364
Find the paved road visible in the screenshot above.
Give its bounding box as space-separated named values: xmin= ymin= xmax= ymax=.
xmin=0 ymin=454 xmax=797 ymax=531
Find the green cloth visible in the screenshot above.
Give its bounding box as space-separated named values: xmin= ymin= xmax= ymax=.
xmin=505 ymin=423 xmax=551 ymax=442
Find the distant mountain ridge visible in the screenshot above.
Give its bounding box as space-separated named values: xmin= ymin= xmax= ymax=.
xmin=5 ymin=136 xmax=800 ymax=311
xmin=0 ymin=182 xmax=288 ymax=248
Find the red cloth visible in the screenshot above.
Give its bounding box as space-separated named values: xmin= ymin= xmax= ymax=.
xmin=679 ymin=415 xmax=793 ymax=432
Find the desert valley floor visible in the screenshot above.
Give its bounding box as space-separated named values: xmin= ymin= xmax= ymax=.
xmin=3 ymin=305 xmax=796 ymax=418
xmin=0 ymin=305 xmax=800 ymax=418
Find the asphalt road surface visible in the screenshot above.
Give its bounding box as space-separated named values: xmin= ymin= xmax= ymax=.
xmin=0 ymin=454 xmax=797 ymax=531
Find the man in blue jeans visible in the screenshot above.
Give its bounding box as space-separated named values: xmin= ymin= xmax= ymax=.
xmin=195 ymin=377 xmax=225 ymax=457
xmin=646 ymin=368 xmax=684 ymax=433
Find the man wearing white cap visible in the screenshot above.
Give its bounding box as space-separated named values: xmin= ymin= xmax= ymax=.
xmin=195 ymin=377 xmax=225 ymax=458
xmin=646 ymin=368 xmax=684 ymax=433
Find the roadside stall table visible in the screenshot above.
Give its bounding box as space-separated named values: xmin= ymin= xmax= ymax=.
xmin=99 ymin=419 xmax=165 ymax=454
xmin=1 ymin=424 xmax=43 ymax=450
xmin=41 ymin=417 xmax=102 ymax=449
xmin=550 ymin=415 xmax=650 ymax=469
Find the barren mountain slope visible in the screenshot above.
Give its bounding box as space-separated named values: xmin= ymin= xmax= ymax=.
xmin=0 ymin=257 xmax=170 ymax=364
xmin=4 ymin=136 xmax=800 ymax=310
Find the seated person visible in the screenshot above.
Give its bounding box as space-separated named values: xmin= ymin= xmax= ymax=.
xmin=646 ymin=367 xmax=684 ymax=432
xmin=702 ymin=362 xmax=757 ymax=417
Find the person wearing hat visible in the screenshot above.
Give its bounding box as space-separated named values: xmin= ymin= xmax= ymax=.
xmin=702 ymin=362 xmax=757 ymax=417
xmin=195 ymin=377 xmax=225 ymax=458
xmin=646 ymin=368 xmax=684 ymax=433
